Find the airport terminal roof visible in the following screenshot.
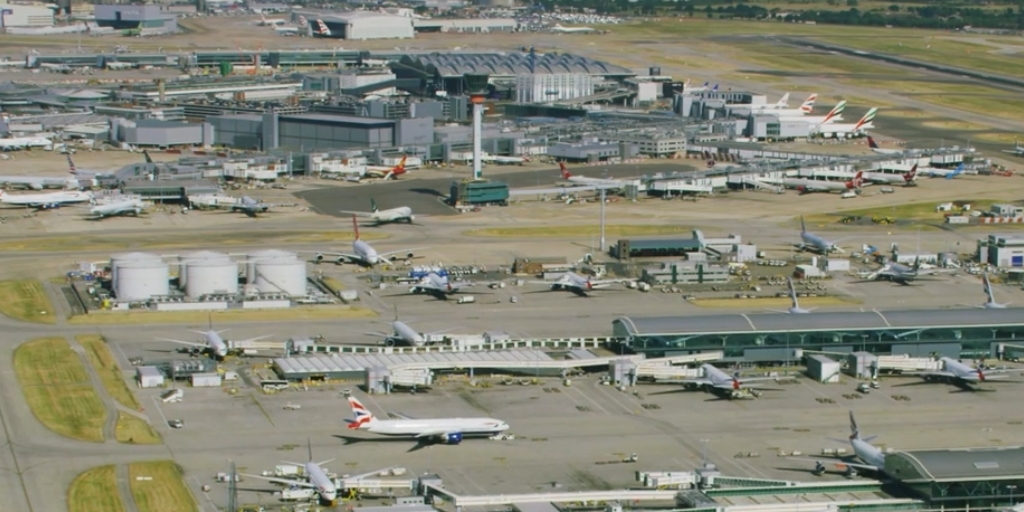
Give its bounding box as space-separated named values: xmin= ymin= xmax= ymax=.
xmin=406 ymin=52 xmax=633 ymax=77
xmin=614 ymin=308 xmax=1024 ymax=336
xmin=274 ymin=349 xmax=565 ymax=377
xmin=893 ymin=447 xmax=1024 ymax=482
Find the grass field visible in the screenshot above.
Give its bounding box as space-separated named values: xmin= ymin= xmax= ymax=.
xmin=0 ymin=231 xmax=387 ymax=254
xmin=809 ymin=199 xmax=1000 ymax=223
xmin=976 ymin=132 xmax=1023 ymax=144
xmin=128 ymin=461 xmax=198 ymax=512
xmin=0 ymin=279 xmax=56 ymax=323
xmin=67 ymin=465 xmax=126 ymax=512
xmin=691 ymin=295 xmax=859 ymax=309
xmin=14 ymin=337 xmax=106 ymax=442
xmin=115 ymin=413 xmax=161 ymax=445
xmin=466 ymin=225 xmax=695 ymax=238
xmin=815 ymin=34 xmax=1024 ymax=78
xmin=920 ymin=120 xmax=991 ymax=131
xmin=77 ymin=335 xmax=140 ymax=411
xmin=68 ymin=306 xmax=376 ymax=325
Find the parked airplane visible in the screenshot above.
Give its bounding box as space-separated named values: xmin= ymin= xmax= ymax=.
xmin=558 ymin=162 xmax=625 ymax=189
xmin=482 ymin=153 xmax=528 ymax=165
xmin=801 ymin=411 xmax=886 ymax=478
xmin=1002 ymin=139 xmax=1024 ymax=157
xmin=88 ymin=198 xmax=146 ymax=219
xmin=867 ymin=136 xmax=903 ymax=155
xmin=526 ymin=271 xmax=623 ymax=297
xmin=406 ymin=272 xmax=476 ymax=299
xmin=364 ymin=312 xmax=452 ymax=346
xmin=243 ymin=440 xmax=338 ymax=504
xmin=903 ymin=357 xmax=1021 ymax=389
xmin=345 ymin=395 xmax=510 ymax=448
xmin=672 ymin=363 xmax=780 ymax=399
xmin=864 ymin=165 xmax=917 ymax=186
xmin=770 ymin=278 xmax=814 ymax=314
xmin=0 ymin=175 xmax=77 ymax=190
xmin=0 ymin=189 xmax=93 ymax=209
xmin=0 ymin=136 xmax=52 ymax=150
xmin=925 ymin=163 xmax=965 ymax=179
xmin=798 ymin=216 xmax=847 ymax=254
xmin=313 ymin=216 xmax=420 ymax=266
xmin=746 ymin=94 xmax=817 ymax=116
xmin=257 ymin=13 xmax=285 ymax=26
xmin=274 ymin=25 xmax=300 ymax=36
xmin=67 ymin=153 xmax=115 ymax=180
xmin=550 ymin=23 xmax=596 ymax=33
xmin=777 ymin=100 xmax=846 ymax=123
xmin=960 ymin=272 xmax=1010 ymax=309
xmin=364 ymin=156 xmax=408 ymax=180
xmin=156 ymin=321 xmax=273 ymax=359
xmin=340 ymin=198 xmax=414 ymax=224
xmin=230 ymin=196 xmax=281 ymax=217
xmin=776 ymin=171 xmax=863 ymax=195
xmin=815 ymin=108 xmax=877 ymax=138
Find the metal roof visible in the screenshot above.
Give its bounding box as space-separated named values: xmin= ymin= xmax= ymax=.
xmin=274 ymin=349 xmax=557 ymax=376
xmin=614 ymin=308 xmax=1024 ymax=336
xmin=280 ymin=113 xmax=393 ymax=127
xmin=894 ymin=446 xmax=1024 ymax=481
xmin=408 ymin=52 xmax=633 ymax=78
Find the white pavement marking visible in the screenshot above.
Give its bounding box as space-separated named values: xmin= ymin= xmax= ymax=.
xmin=149 ymin=396 xmax=170 ymax=429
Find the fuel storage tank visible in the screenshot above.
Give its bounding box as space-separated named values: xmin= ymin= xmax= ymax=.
xmin=184 ymin=257 xmax=239 ymax=297
xmin=248 ymin=250 xmax=306 ymax=296
xmin=110 ymin=252 xmax=163 ymax=292
xmin=177 ymin=250 xmax=232 ymax=290
xmin=115 ymin=259 xmax=170 ymax=301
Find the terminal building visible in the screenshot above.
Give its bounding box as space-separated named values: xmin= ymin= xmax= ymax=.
xmin=978 ymin=233 xmax=1024 ymax=268
xmin=612 ymin=309 xmax=1024 ymax=360
xmin=887 ymin=446 xmax=1024 ymax=509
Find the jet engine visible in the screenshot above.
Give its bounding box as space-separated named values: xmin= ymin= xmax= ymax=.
xmin=314 ymin=253 xmax=325 ymax=263
xmin=407 ymin=215 xmax=415 ymax=223
xmin=442 ymin=432 xmax=463 ymax=444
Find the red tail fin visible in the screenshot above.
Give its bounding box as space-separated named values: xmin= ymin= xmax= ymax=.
xmin=905 ymin=164 xmax=917 ymax=182
xmin=559 ymin=162 xmax=571 ymax=179
xmin=352 ymin=215 xmax=360 ymax=241
xmin=868 ymin=136 xmax=879 ymax=149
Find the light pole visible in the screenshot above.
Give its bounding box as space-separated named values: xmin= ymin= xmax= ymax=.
xmin=599 ymin=187 xmax=606 ymax=253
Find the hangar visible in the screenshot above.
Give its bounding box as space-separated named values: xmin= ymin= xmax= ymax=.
xmin=294 ymin=10 xmax=414 ymax=40
xmin=888 ymin=446 xmax=1024 ymax=509
xmin=612 ymin=308 xmax=1024 ymax=359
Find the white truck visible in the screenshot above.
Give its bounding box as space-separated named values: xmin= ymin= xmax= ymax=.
xmin=457 ymin=295 xmax=475 ymax=304
xmin=160 ymin=389 xmax=183 ymax=403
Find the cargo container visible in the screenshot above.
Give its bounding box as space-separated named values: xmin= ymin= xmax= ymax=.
xmin=449 ymin=179 xmax=509 ymax=207
xmin=457 ymin=295 xmax=475 ymax=304
xmin=191 ymin=372 xmax=222 ymax=388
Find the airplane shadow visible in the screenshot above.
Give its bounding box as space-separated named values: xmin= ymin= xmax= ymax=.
xmin=332 ymin=435 xmax=427 ymax=453
xmin=408 ymin=187 xmax=444 ymax=197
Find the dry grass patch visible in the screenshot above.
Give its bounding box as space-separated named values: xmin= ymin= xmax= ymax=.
xmin=78 ymin=335 xmax=140 ymax=411
xmin=68 ymin=465 xmax=125 ymax=512
xmin=14 ymin=337 xmax=106 ymax=442
xmin=69 ymin=306 xmax=376 ymax=325
xmin=0 ymin=279 xmax=56 ymax=323
xmin=128 ymin=461 xmax=198 ymax=512
xmin=115 ymin=413 xmax=161 ymax=445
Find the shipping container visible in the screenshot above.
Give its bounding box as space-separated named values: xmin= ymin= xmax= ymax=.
xmin=449 ymin=179 xmax=509 ymax=206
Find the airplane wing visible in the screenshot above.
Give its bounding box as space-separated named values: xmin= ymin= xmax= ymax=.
xmin=315 ymin=251 xmax=362 ymax=264
xmin=788 ymin=457 xmax=879 ymax=472
xmin=338 ymin=210 xmax=374 ymax=217
xmin=388 ymin=411 xmax=416 ymax=420
xmin=155 ymin=337 xmax=205 ymax=348
xmin=902 ymin=370 xmax=957 ymax=379
xmin=415 ymin=429 xmax=455 ymax=439
xmin=234 ymin=334 xmax=275 ymax=344
xmin=240 ymin=474 xmax=318 ymax=489
xmin=509 ymin=186 xmax=605 ymax=196
xmin=377 ymin=247 xmax=425 ymax=259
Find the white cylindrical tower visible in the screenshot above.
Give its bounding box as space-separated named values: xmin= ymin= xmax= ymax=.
xmin=253 ymin=260 xmax=307 ymax=296
xmin=246 ymin=249 xmax=297 ymax=284
xmin=185 ymin=259 xmax=239 ymax=297
xmin=110 ymin=252 xmax=162 ymax=293
xmin=115 ymin=260 xmax=169 ymax=301
xmin=177 ymin=250 xmax=231 ymax=290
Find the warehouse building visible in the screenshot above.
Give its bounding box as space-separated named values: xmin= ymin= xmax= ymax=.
xmin=746 ymin=114 xmax=811 ymax=141
xmin=978 ymin=233 xmax=1024 ymax=268
xmin=294 ymin=10 xmax=413 ymax=40
xmin=207 ymin=112 xmax=433 ymax=151
xmin=94 ymin=4 xmax=177 ymax=33
xmin=111 ymin=119 xmax=215 ymax=148
xmin=548 ymin=140 xmax=627 ymax=162
xmin=603 ymin=134 xmax=686 ymax=158
xmin=888 ymin=446 xmax=1024 ymax=509
xmin=0 ymin=4 xmax=54 ymax=27
xmin=611 ymin=309 xmax=1024 ymax=359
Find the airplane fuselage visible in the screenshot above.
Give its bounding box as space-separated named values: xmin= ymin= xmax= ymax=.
xmin=800 ymin=232 xmax=837 ymax=253
xmin=305 ymin=463 xmax=338 ymax=502
xmin=353 ymin=239 xmax=379 ymax=265
xmin=391 ymin=321 xmax=425 ymax=346
xmin=358 ymin=418 xmax=509 ymax=437
xmin=205 ymin=331 xmax=229 ymax=358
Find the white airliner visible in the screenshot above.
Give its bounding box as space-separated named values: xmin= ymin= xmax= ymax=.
xmin=0 ymin=175 xmax=77 ymax=190
xmin=798 ymin=216 xmax=848 ymax=254
xmin=482 ymin=153 xmax=528 ymax=165
xmin=527 ymin=271 xmax=624 ymax=297
xmin=0 ymin=189 xmax=93 ymax=209
xmin=674 ymin=363 xmax=780 ymax=399
xmin=340 ymin=198 xmax=414 ymax=224
xmin=346 ymin=395 xmax=509 ymax=447
xmin=1002 ymin=139 xmax=1024 ymax=157
xmin=559 ymin=162 xmax=625 ymax=189
xmin=0 ymin=136 xmax=53 ymax=150
xmin=88 ymin=198 xmax=146 ymax=219
xmin=364 ymin=156 xmax=409 ymax=180
xmin=774 ymin=171 xmax=863 ymax=195
xmin=800 ymin=411 xmax=886 ymax=478
xmin=904 ymin=356 xmax=1021 ymax=389
xmin=867 ymin=136 xmax=904 ymax=155
xmin=745 ymin=93 xmax=817 ymax=116
xmin=314 ymin=216 xmax=420 ymax=266
xmin=244 ymin=441 xmax=338 ymax=504
xmin=962 ymin=272 xmax=1010 ymax=309
xmin=777 ymin=100 xmax=846 ymax=123
xmin=257 ymin=13 xmax=286 ymax=26
xmin=407 ymin=272 xmax=476 ymax=299
xmin=157 ymin=323 xmax=273 ymax=359
xmin=769 ymin=277 xmax=814 ymax=314
xmin=815 ymin=108 xmax=877 ymax=138
xmin=863 ymin=165 xmax=916 ymax=186
xmin=550 ymin=23 xmax=596 ymax=33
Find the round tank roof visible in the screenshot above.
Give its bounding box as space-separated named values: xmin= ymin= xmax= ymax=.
xmin=248 ymin=249 xmax=296 ymax=259
xmin=179 ymin=250 xmax=231 ymax=261
xmin=116 ymin=260 xmax=167 ymax=268
xmin=111 ymin=252 xmax=162 ymax=263
xmin=187 ymin=258 xmax=237 ymax=267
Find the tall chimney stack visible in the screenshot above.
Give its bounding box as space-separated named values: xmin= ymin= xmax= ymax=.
xmin=463 ymin=73 xmax=490 ymax=181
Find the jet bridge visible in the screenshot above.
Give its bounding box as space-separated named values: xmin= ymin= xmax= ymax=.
xmin=421 ymin=484 xmax=678 ymax=507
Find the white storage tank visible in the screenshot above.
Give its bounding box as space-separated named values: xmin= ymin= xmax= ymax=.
xmin=177 ymin=250 xmax=232 ymax=289
xmin=246 ymin=249 xmax=297 ymax=284
xmin=110 ymin=252 xmax=162 ymax=292
xmin=115 ymin=260 xmax=169 ymax=301
xmin=253 ymin=260 xmax=307 ymax=296
xmin=185 ymin=259 xmax=239 ymax=297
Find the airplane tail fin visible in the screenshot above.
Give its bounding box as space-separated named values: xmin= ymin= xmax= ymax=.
xmin=559 ymin=162 xmax=571 ymax=179
xmin=867 ymin=136 xmax=880 ymax=149
xmin=800 ymin=215 xmax=807 ymax=234
xmin=66 ymin=153 xmax=76 ymax=173
xmin=352 ymin=214 xmax=360 ymax=241
xmin=854 ymin=108 xmax=878 ymax=131
xmin=370 ymin=198 xmax=378 ymax=213
xmin=852 ymin=171 xmax=864 ymax=188
xmin=984 ymin=272 xmax=996 ymax=303
xmin=788 ymin=277 xmax=799 ymax=309
xmin=346 ymin=396 xmax=376 ymax=429
xmin=905 ymin=164 xmax=918 ymax=182
xmin=712 ymin=83 xmax=719 ymax=92
xmin=298 ymin=15 xmax=308 ymax=27
xmin=946 ymin=163 xmax=965 ymax=180
xmin=821 ymin=100 xmax=847 ymax=124
xmin=849 ymin=410 xmax=861 ymax=440
xmin=800 ymin=94 xmax=817 ymax=113
xmin=777 ymin=92 xmax=790 ymax=107
xmin=143 ymin=150 xmax=153 ymax=164
xmin=307 ymin=437 xmax=313 ymax=461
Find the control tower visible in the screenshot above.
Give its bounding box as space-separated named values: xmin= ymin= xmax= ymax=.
xmin=464 ymin=73 xmax=490 ymax=181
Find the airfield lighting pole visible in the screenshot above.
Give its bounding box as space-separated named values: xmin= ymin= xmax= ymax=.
xmin=600 ymin=187 xmax=607 ymax=253
xmin=464 ymin=73 xmax=490 ymax=181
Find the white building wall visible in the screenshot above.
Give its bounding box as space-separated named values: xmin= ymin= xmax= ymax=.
xmin=515 ymin=74 xmax=594 ymax=103
xmin=347 ymin=15 xmax=414 ymax=39
xmin=0 ymin=4 xmax=54 ymax=27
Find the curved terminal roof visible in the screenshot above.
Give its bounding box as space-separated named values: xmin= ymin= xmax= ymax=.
xmin=890 ymin=447 xmax=1024 ymax=482
xmin=614 ymin=308 xmax=1024 ymax=336
xmin=408 ymin=52 xmax=633 ymax=78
